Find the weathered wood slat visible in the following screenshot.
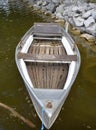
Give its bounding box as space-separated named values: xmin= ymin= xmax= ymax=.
xmin=17 ymin=52 xmax=77 ymax=63
xmin=57 ymin=47 xmax=68 ymax=89
xmin=38 ymin=46 xmax=45 ymax=88
xmin=51 ymin=46 xmax=59 ymax=89
xmin=35 ymin=45 xmax=40 ymax=88
xmin=27 ymin=44 xmax=37 ymax=87
xmin=55 ymin=46 xmax=63 ymax=89
xmin=33 ymin=23 xmax=62 ymax=37
xmin=49 ymin=47 xmax=54 ymax=89
xmin=46 ymin=47 xmax=50 ymax=89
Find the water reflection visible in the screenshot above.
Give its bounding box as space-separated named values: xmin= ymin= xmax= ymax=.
xmin=83 ymin=57 xmax=96 ymax=83
xmin=0 ymin=0 xmax=10 ymax=16
xmin=0 ymin=0 xmax=42 ymax=130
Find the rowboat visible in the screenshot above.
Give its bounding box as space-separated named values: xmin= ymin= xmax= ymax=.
xmin=15 ymin=23 xmax=81 ymax=129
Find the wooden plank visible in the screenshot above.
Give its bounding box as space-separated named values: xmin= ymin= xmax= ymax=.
xmin=34 ymin=44 xmax=40 ymax=88
xmin=46 ymin=47 xmax=50 ymax=89
xmin=38 ymin=46 xmax=46 ymax=88
xmin=49 ymin=47 xmax=54 ymax=89
xmin=27 ymin=44 xmax=37 ymax=88
xmin=33 ymin=23 xmax=62 ymax=37
xmin=55 ymin=46 xmax=63 ymax=89
xmin=17 ymin=52 xmax=77 ymax=63
xmin=51 ymin=46 xmax=59 ymax=89
xmin=57 ymin=47 xmax=68 ymax=89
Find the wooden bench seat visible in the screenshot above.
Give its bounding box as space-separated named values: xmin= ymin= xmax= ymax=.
xmin=17 ymin=52 xmax=77 ymax=63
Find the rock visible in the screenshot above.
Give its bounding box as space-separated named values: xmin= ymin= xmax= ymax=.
xmin=85 ymin=23 xmax=96 ymax=36
xmin=89 ymin=3 xmax=96 ymax=9
xmin=80 ymin=33 xmax=95 ymax=42
xmin=33 ymin=4 xmax=41 ymax=10
xmin=36 ymin=0 xmax=42 ymax=6
xmin=63 ymin=7 xmax=72 ymax=16
xmin=71 ymin=28 xmax=81 ymax=35
xmin=72 ymin=5 xmax=85 ymax=14
xmin=74 ymin=13 xmax=81 ymax=17
xmin=44 ymin=10 xmax=52 ymax=15
xmin=86 ymin=125 xmax=91 ymax=129
xmin=84 ymin=16 xmax=95 ymax=28
xmin=42 ymin=1 xmax=48 ymax=6
xmin=73 ymin=17 xmax=84 ymax=27
xmin=46 ymin=2 xmax=55 ymax=12
xmin=82 ymin=11 xmax=91 ymax=19
xmin=72 ymin=6 xmax=79 ymax=12
xmin=92 ymin=11 xmax=96 ymax=21
xmin=55 ymin=19 xmax=65 ymax=26
xmin=52 ymin=0 xmax=61 ymax=4
xmin=51 ymin=13 xmax=56 ymax=19
xmin=73 ymin=5 xmax=85 ymax=13
xmin=56 ymin=4 xmax=64 ymax=14
xmin=27 ymin=0 xmax=96 ymax=37
xmin=55 ymin=12 xmax=64 ymax=19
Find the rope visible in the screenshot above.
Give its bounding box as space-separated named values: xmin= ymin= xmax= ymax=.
xmin=65 ymin=21 xmax=69 ymax=33
xmin=41 ymin=108 xmax=44 ymax=130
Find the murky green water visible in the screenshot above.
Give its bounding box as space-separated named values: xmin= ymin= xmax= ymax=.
xmin=0 ymin=0 xmax=96 ymax=130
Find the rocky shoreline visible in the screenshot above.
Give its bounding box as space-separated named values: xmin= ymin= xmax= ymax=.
xmin=24 ymin=0 xmax=96 ymax=42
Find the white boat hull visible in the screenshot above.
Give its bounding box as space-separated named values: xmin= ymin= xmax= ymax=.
xmin=15 ymin=23 xmax=81 ymax=129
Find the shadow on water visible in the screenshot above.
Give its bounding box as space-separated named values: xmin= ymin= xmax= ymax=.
xmin=0 ymin=0 xmax=96 ymax=130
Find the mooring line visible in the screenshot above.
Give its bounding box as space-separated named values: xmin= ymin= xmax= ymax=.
xmin=41 ymin=108 xmax=45 ymax=130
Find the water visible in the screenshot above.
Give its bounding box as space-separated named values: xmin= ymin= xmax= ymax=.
xmin=0 ymin=0 xmax=96 ymax=130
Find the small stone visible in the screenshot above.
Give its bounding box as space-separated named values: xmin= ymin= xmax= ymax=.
xmin=51 ymin=14 xmax=56 ymax=19
xmin=71 ymin=28 xmax=81 ymax=35
xmin=74 ymin=13 xmax=81 ymax=17
xmin=52 ymin=0 xmax=61 ymax=4
xmin=33 ymin=4 xmax=41 ymax=10
xmin=80 ymin=33 xmax=95 ymax=42
xmin=84 ymin=16 xmax=95 ymax=28
xmin=42 ymin=1 xmax=48 ymax=6
xmin=72 ymin=6 xmax=79 ymax=12
xmin=56 ymin=12 xmax=64 ymax=19
xmin=92 ymin=11 xmax=96 ymax=20
xmin=72 ymin=5 xmax=85 ymax=13
xmin=56 ymin=4 xmax=64 ymax=14
xmin=36 ymin=0 xmax=42 ymax=6
xmin=86 ymin=23 xmax=96 ymax=36
xmin=73 ymin=17 xmax=84 ymax=27
xmin=46 ymin=3 xmax=55 ymax=12
xmin=89 ymin=3 xmax=96 ymax=9
xmin=82 ymin=11 xmax=91 ymax=19
xmin=45 ymin=11 xmax=52 ymax=16
xmin=55 ymin=19 xmax=65 ymax=26
xmin=86 ymin=125 xmax=91 ymax=129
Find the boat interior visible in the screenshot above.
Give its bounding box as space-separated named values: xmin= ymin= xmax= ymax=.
xmin=17 ymin=23 xmax=77 ymax=89
xmin=26 ymin=39 xmax=69 ymax=89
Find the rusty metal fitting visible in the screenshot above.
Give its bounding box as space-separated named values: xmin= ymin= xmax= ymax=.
xmin=46 ymin=101 xmax=53 ymax=109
